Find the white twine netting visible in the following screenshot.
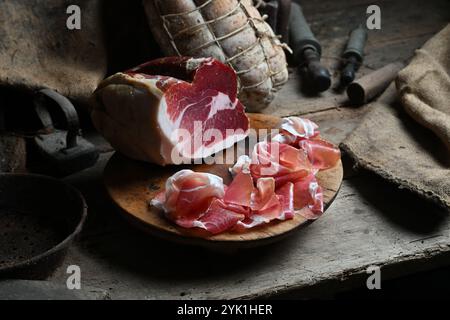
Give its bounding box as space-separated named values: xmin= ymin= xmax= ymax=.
xmin=154 ymin=0 xmax=291 ymax=92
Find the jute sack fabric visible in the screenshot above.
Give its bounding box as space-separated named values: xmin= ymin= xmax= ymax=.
xmin=341 ymin=25 xmax=450 ymax=209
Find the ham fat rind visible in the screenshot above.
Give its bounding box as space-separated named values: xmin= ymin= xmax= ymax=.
xmin=91 ymin=57 xmax=249 ymax=166
xmin=143 ymin=0 xmax=289 ymax=112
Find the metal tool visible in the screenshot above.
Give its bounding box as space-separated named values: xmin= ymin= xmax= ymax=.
xmin=32 ymin=89 xmax=99 ymax=177
xmin=289 ymin=2 xmax=331 ymax=93
xmin=340 ymin=25 xmax=368 ymax=86
xmin=277 ymin=0 xmax=292 ymax=43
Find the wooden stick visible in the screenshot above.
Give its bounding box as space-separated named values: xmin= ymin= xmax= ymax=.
xmin=347 ymin=61 xmax=405 ymax=105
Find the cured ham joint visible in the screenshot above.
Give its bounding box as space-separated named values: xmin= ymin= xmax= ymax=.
xmin=91 ymin=57 xmax=250 ymax=166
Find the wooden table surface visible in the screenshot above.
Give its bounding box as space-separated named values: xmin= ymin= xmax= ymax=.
xmin=49 ymin=0 xmax=450 ymax=299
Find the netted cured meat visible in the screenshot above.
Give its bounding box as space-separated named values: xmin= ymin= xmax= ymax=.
xmin=143 ymin=0 xmax=289 ymax=112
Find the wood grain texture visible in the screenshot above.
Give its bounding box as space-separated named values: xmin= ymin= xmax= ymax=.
xmin=103 ymin=114 xmax=343 ymax=248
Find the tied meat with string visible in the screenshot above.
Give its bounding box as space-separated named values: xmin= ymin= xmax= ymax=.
xmin=143 ymin=0 xmax=289 ymax=112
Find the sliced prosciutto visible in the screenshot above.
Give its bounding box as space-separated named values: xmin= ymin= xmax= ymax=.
xmin=237 ymin=179 xmax=295 ymax=229
xmin=299 ymin=139 xmax=341 ymax=170
xmin=151 ymin=170 xmax=226 ymax=228
xmin=281 ymin=117 xmax=320 ymax=139
xmin=150 ymin=116 xmax=341 ymax=235
xmin=223 ymin=171 xmax=254 ymax=207
xmin=91 ymin=57 xmax=249 ymax=166
xmin=151 ymin=170 xmax=246 ymax=234
xmin=249 ymin=141 xmax=313 ymax=179
xmin=229 ymin=155 xmax=252 ymax=177
xmin=276 ymin=182 xmax=295 ymax=220
xmin=272 ymin=117 xmax=320 ymax=145
xmin=272 ymin=117 xmax=341 ymax=171
xmin=294 ymin=174 xmax=324 ymax=220
xmin=196 ymin=199 xmax=246 ymax=235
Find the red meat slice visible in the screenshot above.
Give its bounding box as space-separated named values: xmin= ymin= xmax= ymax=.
xmin=237 ymin=178 xmax=295 ymax=230
xmin=299 ymin=139 xmax=341 ymax=170
xmin=92 ymin=57 xmax=249 ymax=166
xmin=272 ymin=117 xmax=320 ymax=145
xmin=276 ymin=182 xmax=295 ymax=220
xmin=150 ymin=170 xmax=225 ymax=228
xmin=223 ymin=171 xmax=254 ymax=207
xmin=293 ymin=174 xmax=324 ymax=220
xmin=250 ymin=178 xmax=279 ymax=211
xmin=281 ymin=117 xmax=320 ymax=139
xmin=249 ymin=142 xmax=313 ymax=179
xmin=196 ymin=199 xmax=246 ymax=235
xmin=274 ymin=171 xmax=310 ymax=189
xmin=151 ymin=170 xmax=247 ymax=234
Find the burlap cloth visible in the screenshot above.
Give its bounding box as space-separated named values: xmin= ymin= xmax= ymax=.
xmin=342 ymin=25 xmax=450 ymax=209
xmin=0 ymin=0 xmax=154 ymax=106
xmin=0 ymin=1 xmax=106 ymax=105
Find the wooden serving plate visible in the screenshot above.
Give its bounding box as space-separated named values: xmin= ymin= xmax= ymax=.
xmin=104 ymin=114 xmax=343 ymax=249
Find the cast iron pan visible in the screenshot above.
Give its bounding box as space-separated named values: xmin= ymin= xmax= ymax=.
xmin=0 ymin=174 xmax=87 ymax=280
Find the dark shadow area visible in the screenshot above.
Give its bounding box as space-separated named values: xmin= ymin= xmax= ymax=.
xmin=101 ymin=0 xmax=161 ymax=75
xmin=347 ymin=170 xmax=448 ymax=235
xmin=337 ymin=265 xmax=450 ymax=299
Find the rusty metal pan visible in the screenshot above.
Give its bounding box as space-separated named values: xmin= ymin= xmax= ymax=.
xmin=0 ymin=174 xmax=87 ymax=280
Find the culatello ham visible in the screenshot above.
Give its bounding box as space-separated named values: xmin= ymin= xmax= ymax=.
xmin=151 ymin=117 xmax=341 ymax=235
xmin=91 ymin=57 xmax=249 ymax=166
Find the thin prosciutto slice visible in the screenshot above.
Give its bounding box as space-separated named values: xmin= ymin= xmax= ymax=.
xmin=229 ymin=155 xmax=251 ymax=177
xmin=223 ymin=171 xmax=254 ymax=207
xmin=276 ymin=182 xmax=295 ymax=220
xmin=250 ymin=178 xmax=279 ymax=211
xmin=237 ymin=178 xmax=292 ymax=229
xmin=249 ymin=141 xmax=313 ymax=179
xmin=281 ymin=117 xmax=320 ymax=139
xmin=272 ymin=117 xmax=341 ymax=171
xmin=299 ymin=139 xmax=341 ymax=170
xmin=293 ymin=174 xmax=324 ymax=220
xmin=151 ymin=170 xmax=227 ymax=229
xmin=196 ymin=199 xmax=246 ymax=235
xmin=272 ymin=117 xmax=320 ymax=145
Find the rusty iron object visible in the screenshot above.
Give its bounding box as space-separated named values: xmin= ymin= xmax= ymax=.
xmin=340 ymin=25 xmax=368 ymax=86
xmin=289 ymin=2 xmax=331 ymax=93
xmin=277 ymin=0 xmax=291 ymax=44
xmin=0 ymin=173 xmax=87 ymax=280
xmin=32 ymin=89 xmax=99 ymax=177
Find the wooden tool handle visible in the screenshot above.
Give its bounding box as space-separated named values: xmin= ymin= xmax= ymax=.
xmin=347 ymin=61 xmax=405 ymax=105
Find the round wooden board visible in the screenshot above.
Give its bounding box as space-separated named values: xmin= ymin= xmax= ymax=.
xmin=104 ymin=114 xmax=344 ymax=249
